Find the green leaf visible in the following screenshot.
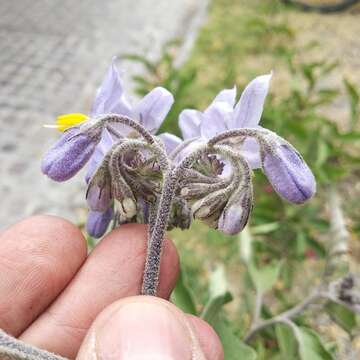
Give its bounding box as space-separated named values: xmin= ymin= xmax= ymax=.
xmin=325 ymin=301 xmax=357 ymax=335
xmin=344 ymin=78 xmax=359 ymax=129
xmin=251 ymin=222 xmax=280 ymax=235
xmin=239 ymin=226 xmax=253 ymax=263
xmin=248 ymin=261 xmax=282 ymax=294
xmin=338 ymin=131 xmax=360 ymax=141
xmin=201 ymin=265 xmax=233 ymax=323
xmin=171 ymin=269 xmax=197 ymax=315
xmin=295 ymin=232 xmax=306 ymax=257
xmin=316 ymin=140 xmax=329 ymax=168
xmin=86 ymin=235 xmax=96 ymax=250
xmin=298 ymin=327 xmax=334 ymax=360
xmin=275 ymin=324 xmax=298 ymax=360
xmin=211 ymin=317 xmax=257 ymax=360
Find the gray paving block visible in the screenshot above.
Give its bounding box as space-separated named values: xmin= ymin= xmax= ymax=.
xmin=0 ymin=0 xmax=204 ymax=228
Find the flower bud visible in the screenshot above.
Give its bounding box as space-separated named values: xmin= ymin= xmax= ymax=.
xmin=112 ymin=178 xmax=137 ymax=219
xmin=180 ymin=180 xmax=229 ymax=201
xmin=86 ymin=207 xmax=113 ymax=238
xmin=122 ymin=197 xmax=137 ymax=219
xmin=191 ymin=190 xmax=227 ymax=222
xmin=168 ymin=197 xmax=191 ymax=230
xmin=42 ymin=128 xmax=99 ymax=181
xmin=86 ymin=162 xmax=112 ymax=212
xmin=218 ymin=186 xmax=253 ymax=235
xmin=263 ymin=144 xmax=316 ymax=204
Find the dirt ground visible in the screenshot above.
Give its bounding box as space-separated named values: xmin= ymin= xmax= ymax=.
xmin=274 ymin=4 xmax=360 ymax=125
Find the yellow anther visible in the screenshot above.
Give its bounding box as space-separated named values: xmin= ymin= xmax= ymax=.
xmin=44 ymin=113 xmax=88 ymax=132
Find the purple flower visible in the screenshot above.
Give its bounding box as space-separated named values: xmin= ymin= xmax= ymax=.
xmin=42 ymin=58 xmax=175 ymax=184
xmin=86 ymin=58 xmax=176 ymax=181
xmin=86 ymin=207 xmax=114 ymax=238
xmin=178 ymin=74 xmax=272 ymax=168
xmin=218 ymin=188 xmax=253 ymax=235
xmin=81 ymin=59 xmax=177 ymax=228
xmin=263 ymin=144 xmax=316 ymax=204
xmin=41 ymin=127 xmax=99 ymax=181
xmin=177 ymin=73 xmax=316 ymax=205
xmin=85 ymin=128 xmax=114 ymax=183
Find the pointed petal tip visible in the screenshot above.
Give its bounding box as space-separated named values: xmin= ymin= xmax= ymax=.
xmin=254 ymin=71 xmax=273 ymax=85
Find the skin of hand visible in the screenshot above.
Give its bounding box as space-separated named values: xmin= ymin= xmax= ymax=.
xmin=0 ymin=215 xmax=224 ymax=359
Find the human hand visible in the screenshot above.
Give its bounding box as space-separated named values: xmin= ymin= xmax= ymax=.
xmin=0 ymin=216 xmax=223 ymax=359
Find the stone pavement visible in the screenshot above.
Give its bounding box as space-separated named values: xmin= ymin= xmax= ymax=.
xmin=0 ymin=0 xmax=207 ymax=228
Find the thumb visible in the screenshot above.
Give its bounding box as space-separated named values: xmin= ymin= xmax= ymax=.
xmin=76 ymin=296 xmax=221 ymax=360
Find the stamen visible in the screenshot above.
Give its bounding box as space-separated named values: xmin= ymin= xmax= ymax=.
xmin=44 ymin=113 xmax=88 ymax=132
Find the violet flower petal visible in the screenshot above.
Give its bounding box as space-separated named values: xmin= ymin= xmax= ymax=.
xmin=90 ymin=58 xmax=132 ymax=117
xmin=134 ymin=87 xmax=174 ymax=134
xmin=201 ymin=102 xmax=232 ymax=139
xmin=232 ymin=73 xmax=272 ymax=129
xmin=179 ymin=109 xmax=202 ymax=139
xmin=263 ymin=144 xmax=316 ymax=204
xmin=86 ymin=180 xmax=112 ymax=212
xmin=173 ymin=138 xmax=206 ymax=164
xmin=41 ymin=128 xmax=97 ymax=182
xmin=240 ymin=137 xmax=261 ymax=169
xmin=86 ymin=128 xmax=114 ymax=183
xmin=210 ymin=86 xmax=237 ymax=108
xmin=86 ymin=208 xmax=114 ymax=238
xmin=158 ymin=132 xmax=182 ymax=155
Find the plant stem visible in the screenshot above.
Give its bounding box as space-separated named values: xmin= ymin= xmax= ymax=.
xmin=99 ymin=114 xmax=156 ymax=145
xmin=0 ymin=329 xmax=67 ymax=360
xmin=252 ymin=291 xmax=263 ymax=327
xmin=141 ymin=145 xmax=209 ymax=296
xmin=244 ymin=290 xmax=322 ymax=343
xmin=141 ymin=169 xmax=178 ymax=295
xmin=207 ymin=128 xmax=270 ymax=146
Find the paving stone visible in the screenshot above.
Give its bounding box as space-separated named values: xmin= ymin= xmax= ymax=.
xmin=0 ymin=0 xmax=204 ymax=228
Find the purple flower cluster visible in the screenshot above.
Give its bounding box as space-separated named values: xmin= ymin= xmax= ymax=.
xmin=42 ymin=59 xmax=316 ymax=238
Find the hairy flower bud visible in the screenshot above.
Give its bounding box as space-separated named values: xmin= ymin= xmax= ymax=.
xmin=122 ymin=197 xmax=137 ymax=218
xmin=86 ymin=207 xmax=113 ymax=238
xmin=191 ymin=189 xmax=228 ymax=223
xmin=218 ymin=186 xmax=253 ymax=235
xmin=180 ymin=180 xmax=230 ymax=201
xmin=42 ymin=127 xmax=100 ymax=181
xmin=111 ymin=177 xmax=137 ymax=219
xmin=263 ymin=144 xmax=316 ymax=204
xmin=86 ymin=163 xmax=112 ymax=212
xmin=168 ymin=197 xmax=192 ymax=230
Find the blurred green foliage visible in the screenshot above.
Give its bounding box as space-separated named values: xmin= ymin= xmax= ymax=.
xmin=125 ymin=0 xmax=360 ymax=358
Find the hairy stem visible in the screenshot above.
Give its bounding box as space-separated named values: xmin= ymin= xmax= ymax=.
xmin=141 ymin=168 xmax=178 ymax=295
xmin=96 ymin=114 xmax=156 ymax=145
xmin=141 ymin=145 xmax=209 ymax=295
xmin=207 ymin=128 xmax=270 ymax=147
xmin=0 ymin=330 xmax=67 ymax=360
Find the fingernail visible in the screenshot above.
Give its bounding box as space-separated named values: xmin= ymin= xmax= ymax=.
xmin=91 ymin=301 xmax=200 ymax=359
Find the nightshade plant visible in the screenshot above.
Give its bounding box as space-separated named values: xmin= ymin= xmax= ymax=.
xmin=0 ymin=58 xmax=316 ymax=360
xmin=41 ymin=59 xmax=315 ymax=296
